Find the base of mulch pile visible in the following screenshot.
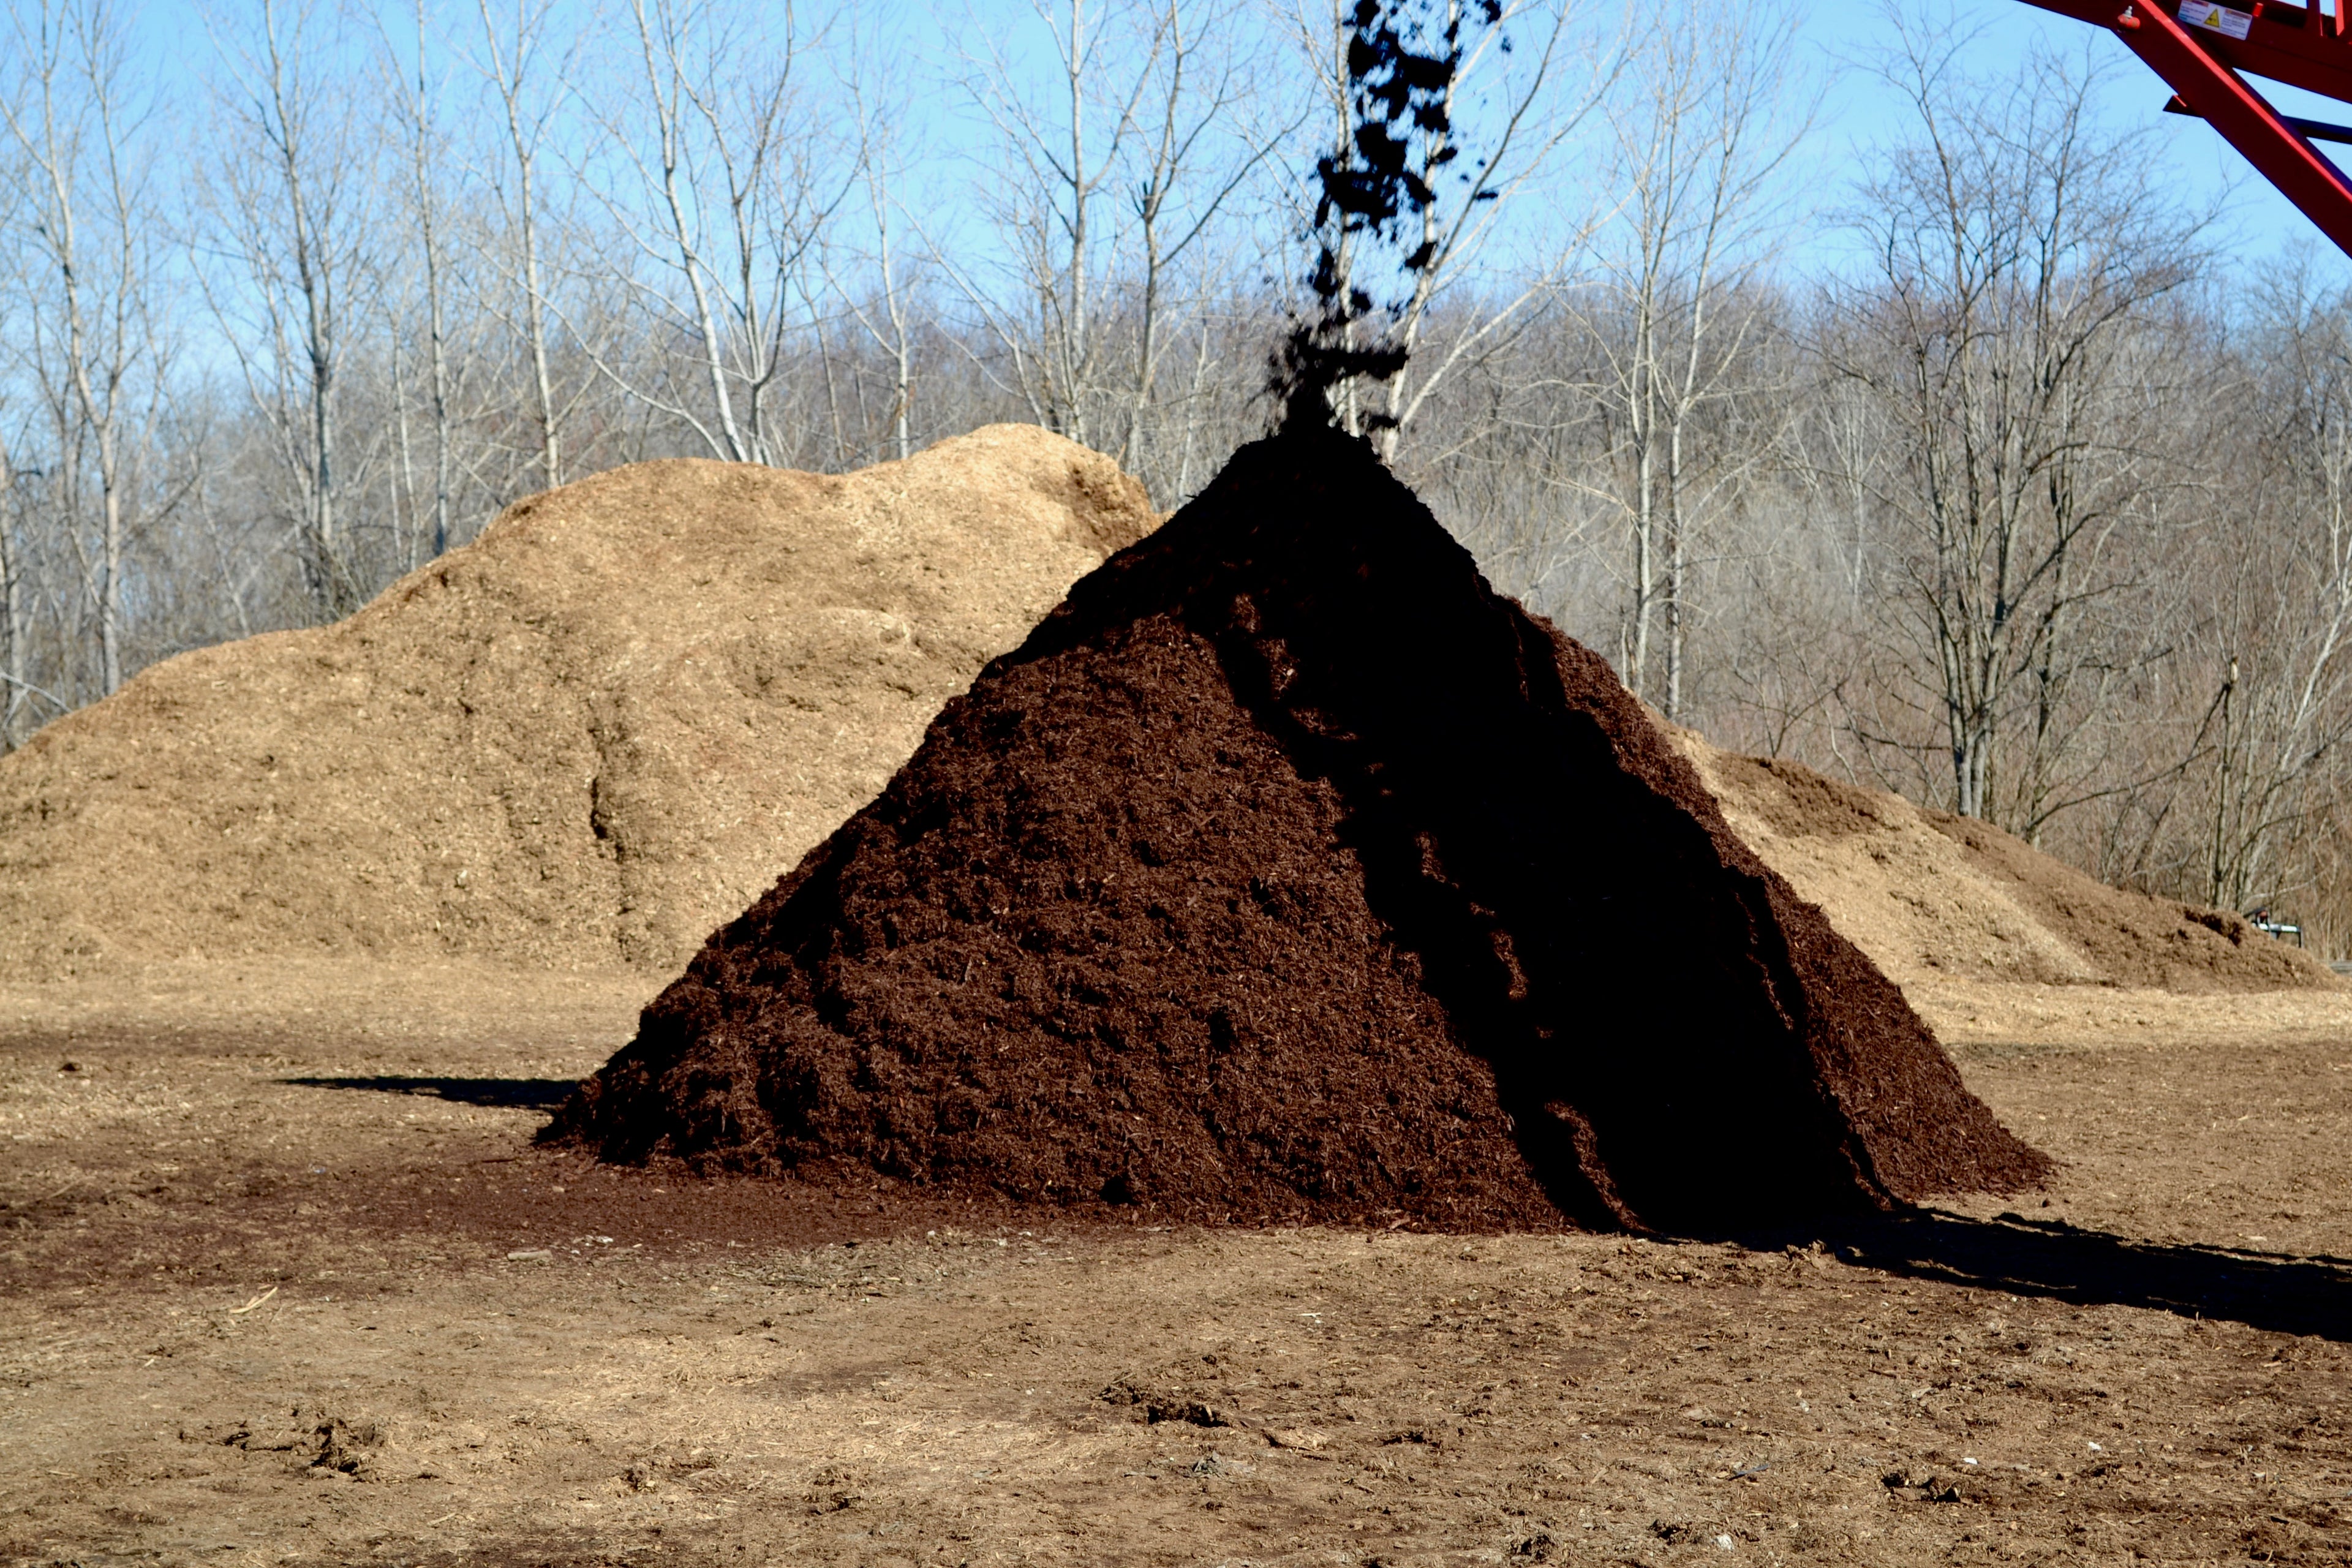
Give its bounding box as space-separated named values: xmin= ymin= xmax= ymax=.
xmin=546 ymin=424 xmax=2051 ymax=1233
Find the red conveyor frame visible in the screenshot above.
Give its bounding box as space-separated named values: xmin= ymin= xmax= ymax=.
xmin=2017 ymin=0 xmax=2352 ymax=254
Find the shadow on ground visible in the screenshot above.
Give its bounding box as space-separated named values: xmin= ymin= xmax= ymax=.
xmin=244 ymin=1090 xmax=2352 ymax=1344
xmin=1731 ymin=1209 xmax=2352 ymax=1343
xmin=283 ymin=1076 xmax=579 ymax=1110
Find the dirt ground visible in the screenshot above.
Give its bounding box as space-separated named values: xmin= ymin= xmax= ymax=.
xmin=6 ymin=964 xmax=2351 ymax=1567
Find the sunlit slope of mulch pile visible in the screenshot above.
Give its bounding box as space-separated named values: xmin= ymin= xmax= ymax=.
xmin=1671 ymin=736 xmax=2337 ymax=994
xmin=0 ymin=427 xmax=1154 ymax=979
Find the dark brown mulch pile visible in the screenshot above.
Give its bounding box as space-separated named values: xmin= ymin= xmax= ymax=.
xmin=545 ymin=426 xmax=2050 ymax=1232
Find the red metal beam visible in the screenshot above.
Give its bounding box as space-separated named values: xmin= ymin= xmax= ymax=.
xmin=2017 ymin=0 xmax=2352 ymax=256
xmin=2019 ymin=0 xmax=2352 ymax=102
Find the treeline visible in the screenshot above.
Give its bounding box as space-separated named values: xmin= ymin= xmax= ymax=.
xmin=7 ymin=0 xmax=2352 ymax=952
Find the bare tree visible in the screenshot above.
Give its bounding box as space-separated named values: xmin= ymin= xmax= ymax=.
xmin=2185 ymin=273 xmax=2352 ymax=910
xmin=0 ymin=0 xmax=169 ymax=693
xmin=0 ymin=415 xmax=51 ymax=745
xmin=940 ymin=0 xmax=1274 ymax=469
xmin=1371 ymin=0 xmax=1623 ymax=456
xmin=943 ymin=0 xmax=1155 ymax=446
xmin=584 ymin=0 xmax=853 ymax=466
xmin=0 ymin=125 xmax=21 ymax=741
xmin=1114 ymin=0 xmax=1286 ymax=473
xmin=199 ymin=0 xmax=380 ymax=616
xmin=1582 ymin=4 xmax=1805 ymax=717
xmin=1828 ymin=29 xmax=2199 ymax=824
xmin=379 ymin=0 xmax=457 ymax=559
xmin=826 ymin=66 xmax=923 ymax=464
xmin=470 ymin=0 xmax=573 ymax=488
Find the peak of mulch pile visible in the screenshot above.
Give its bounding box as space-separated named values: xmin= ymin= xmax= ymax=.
xmin=545 ymin=426 xmax=2050 ymax=1232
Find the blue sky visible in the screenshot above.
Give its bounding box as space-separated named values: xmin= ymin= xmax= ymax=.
xmin=930 ymin=0 xmax=2352 ymax=288
xmin=1800 ymin=0 xmax=2352 ymax=279
xmin=118 ymin=0 xmax=2352 ymax=293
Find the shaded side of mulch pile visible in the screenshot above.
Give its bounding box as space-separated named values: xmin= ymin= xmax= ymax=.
xmin=545 ymin=425 xmax=2051 ymax=1232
